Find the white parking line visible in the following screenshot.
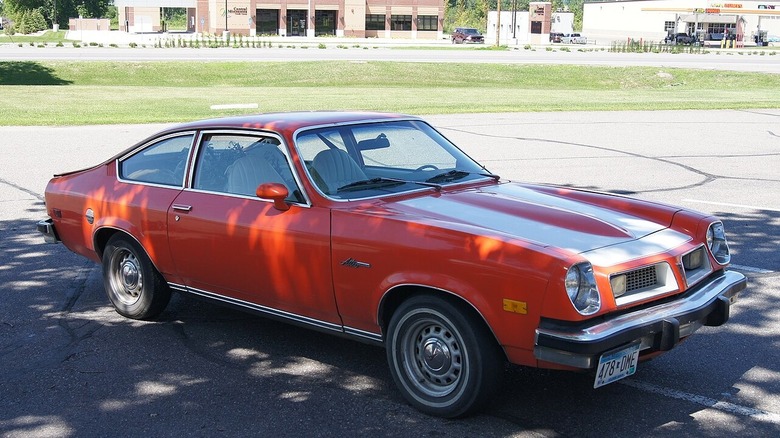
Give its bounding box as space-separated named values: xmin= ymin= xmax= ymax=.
xmin=210 ymin=103 xmax=259 ymax=110
xmin=620 ymin=379 xmax=780 ymax=425
xmin=730 ymin=264 xmax=775 ymax=274
xmin=682 ymin=199 xmax=780 ymax=213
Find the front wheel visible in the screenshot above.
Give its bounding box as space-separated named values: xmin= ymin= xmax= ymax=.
xmin=102 ymin=234 xmax=171 ymax=320
xmin=386 ymin=295 xmax=503 ymax=418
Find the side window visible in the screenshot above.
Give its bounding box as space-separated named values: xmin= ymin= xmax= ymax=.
xmin=192 ymin=133 xmax=302 ymax=202
xmin=119 ymin=134 xmax=193 ymax=186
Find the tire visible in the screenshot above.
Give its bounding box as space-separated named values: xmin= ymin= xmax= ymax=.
xmin=102 ymin=234 xmax=171 ymax=320
xmin=386 ymin=295 xmax=503 ymax=418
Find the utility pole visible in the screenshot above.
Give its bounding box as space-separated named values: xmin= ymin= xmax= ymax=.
xmin=495 ymin=0 xmax=501 ymax=47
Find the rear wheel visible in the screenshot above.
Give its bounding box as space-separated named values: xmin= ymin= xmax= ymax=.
xmin=102 ymin=234 xmax=171 ymax=320
xmin=386 ymin=295 xmax=503 ymax=418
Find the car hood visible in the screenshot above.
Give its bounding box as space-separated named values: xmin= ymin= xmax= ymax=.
xmin=387 ymin=182 xmax=680 ymax=256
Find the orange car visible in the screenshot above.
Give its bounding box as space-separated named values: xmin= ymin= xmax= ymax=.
xmin=38 ymin=112 xmax=746 ymax=417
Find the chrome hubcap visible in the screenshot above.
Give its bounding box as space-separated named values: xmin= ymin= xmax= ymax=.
xmin=422 ymin=338 xmax=452 ymax=374
xmin=121 ymin=259 xmax=140 ymax=290
xmin=401 ymin=317 xmax=464 ymax=398
xmin=110 ymin=249 xmax=143 ymax=305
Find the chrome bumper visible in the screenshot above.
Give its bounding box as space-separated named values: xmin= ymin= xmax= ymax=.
xmin=534 ymin=270 xmax=746 ymax=369
xmin=37 ymin=218 xmax=60 ymax=244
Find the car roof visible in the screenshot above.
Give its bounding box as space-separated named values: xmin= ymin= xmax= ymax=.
xmin=164 ymin=111 xmax=415 ymax=135
xmin=105 ymin=111 xmax=417 ymax=164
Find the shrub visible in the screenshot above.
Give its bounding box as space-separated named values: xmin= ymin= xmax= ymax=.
xmin=129 ymin=42 xmax=138 ymax=48
xmin=318 ymin=43 xmax=326 ymax=49
xmin=18 ymin=8 xmax=48 ymax=34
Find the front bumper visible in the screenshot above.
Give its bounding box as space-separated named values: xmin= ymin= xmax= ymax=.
xmin=37 ymin=218 xmax=60 ymax=244
xmin=534 ymin=270 xmax=746 ymax=369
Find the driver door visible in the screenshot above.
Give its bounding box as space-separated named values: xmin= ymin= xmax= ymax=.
xmin=166 ymin=131 xmax=340 ymax=326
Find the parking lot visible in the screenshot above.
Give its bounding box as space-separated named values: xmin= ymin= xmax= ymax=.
xmin=1 ymin=110 xmax=779 ymax=436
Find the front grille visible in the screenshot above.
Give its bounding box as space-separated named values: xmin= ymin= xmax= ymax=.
xmin=625 ymin=265 xmax=659 ymax=292
xmin=613 ymin=263 xmax=678 ymax=307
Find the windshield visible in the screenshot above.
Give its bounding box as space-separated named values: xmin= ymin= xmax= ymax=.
xmin=295 ymin=120 xmax=493 ymax=200
xmin=463 ymin=28 xmax=480 ymax=35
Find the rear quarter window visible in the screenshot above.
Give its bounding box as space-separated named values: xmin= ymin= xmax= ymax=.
xmin=119 ymin=134 xmax=194 ymax=186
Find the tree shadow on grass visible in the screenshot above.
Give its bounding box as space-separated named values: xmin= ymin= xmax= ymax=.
xmin=0 ymin=61 xmax=72 ymax=85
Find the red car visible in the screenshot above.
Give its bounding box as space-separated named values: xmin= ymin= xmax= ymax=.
xmin=451 ymin=27 xmax=484 ymax=44
xmin=38 ymin=112 xmax=745 ymax=417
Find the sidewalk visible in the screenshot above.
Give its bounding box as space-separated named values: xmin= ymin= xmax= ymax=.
xmin=64 ymin=29 xmax=455 ymax=48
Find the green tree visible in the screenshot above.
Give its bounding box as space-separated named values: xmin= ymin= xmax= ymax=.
xmin=443 ymin=0 xmax=585 ymax=33
xmin=3 ymin=0 xmax=40 ymax=19
xmin=5 ymin=0 xmax=110 ymax=28
xmin=568 ymin=0 xmax=585 ymax=31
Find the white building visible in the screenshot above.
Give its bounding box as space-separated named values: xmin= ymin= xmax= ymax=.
xmin=486 ymin=2 xmax=580 ymax=45
xmin=583 ymin=1 xmax=780 ymax=45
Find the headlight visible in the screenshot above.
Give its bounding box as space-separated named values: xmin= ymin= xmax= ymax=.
xmin=707 ymin=222 xmax=730 ymax=265
xmin=565 ymin=262 xmax=601 ymax=315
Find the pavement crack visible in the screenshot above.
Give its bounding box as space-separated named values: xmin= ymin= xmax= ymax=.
xmin=58 ymin=261 xmax=104 ymax=347
xmin=441 ymin=127 xmax=721 ymax=193
xmin=0 ymin=176 xmax=44 ymax=202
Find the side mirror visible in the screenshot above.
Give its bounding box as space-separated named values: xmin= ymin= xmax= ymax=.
xmin=256 ymin=183 xmax=290 ymax=211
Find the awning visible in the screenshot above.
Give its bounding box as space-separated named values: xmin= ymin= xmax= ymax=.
xmin=680 ymin=14 xmax=737 ymax=24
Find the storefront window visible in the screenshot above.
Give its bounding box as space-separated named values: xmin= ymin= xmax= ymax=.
xmin=257 ymin=9 xmax=279 ymax=35
xmin=315 ymin=11 xmax=336 ymax=36
xmin=417 ymin=15 xmax=437 ymax=31
xmin=287 ymin=10 xmax=307 ymax=36
xmin=366 ymin=14 xmax=385 ymax=31
xmin=391 ymin=15 xmax=412 ymax=31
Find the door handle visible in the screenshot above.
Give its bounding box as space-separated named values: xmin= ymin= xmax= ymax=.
xmin=172 ymin=204 xmax=193 ymax=212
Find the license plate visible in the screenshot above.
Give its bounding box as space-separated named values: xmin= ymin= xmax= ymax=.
xmin=594 ymin=342 xmax=640 ymax=388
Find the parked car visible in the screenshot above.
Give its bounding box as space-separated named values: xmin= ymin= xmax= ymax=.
xmin=451 ymin=27 xmax=484 ymax=44
xmin=665 ymin=32 xmax=697 ymax=45
xmin=549 ymin=32 xmax=565 ymax=43
xmin=38 ymin=112 xmax=746 ymax=418
xmin=561 ymin=33 xmax=587 ymax=44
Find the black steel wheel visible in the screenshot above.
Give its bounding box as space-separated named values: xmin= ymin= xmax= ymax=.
xmin=386 ymin=295 xmax=503 ymax=418
xmin=102 ymin=234 xmax=171 ymax=320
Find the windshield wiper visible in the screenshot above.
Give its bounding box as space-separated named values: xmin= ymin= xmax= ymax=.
xmin=337 ymin=177 xmax=406 ymax=192
xmin=425 ymin=170 xmax=470 ymax=183
xmin=425 ymin=170 xmax=500 ymax=184
xmin=337 ymin=177 xmax=442 ymax=193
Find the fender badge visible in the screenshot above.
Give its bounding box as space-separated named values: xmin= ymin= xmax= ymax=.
xmin=341 ymin=258 xmax=371 ymax=269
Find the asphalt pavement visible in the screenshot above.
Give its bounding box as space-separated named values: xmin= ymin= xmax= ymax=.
xmin=1 ymin=110 xmax=779 ymax=437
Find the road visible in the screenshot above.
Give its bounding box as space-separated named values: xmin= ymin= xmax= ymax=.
xmin=2 ymin=44 xmax=780 ymax=73
xmin=1 ymin=110 xmax=778 ymax=437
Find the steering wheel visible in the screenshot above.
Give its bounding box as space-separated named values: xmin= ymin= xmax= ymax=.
xmin=415 ymin=164 xmax=439 ymax=171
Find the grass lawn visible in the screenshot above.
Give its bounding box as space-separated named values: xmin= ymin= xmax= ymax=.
xmin=1 ymin=60 xmax=779 ymax=125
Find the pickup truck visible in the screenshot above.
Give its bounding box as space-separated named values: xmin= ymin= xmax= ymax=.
xmin=561 ymin=33 xmax=587 ymax=44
